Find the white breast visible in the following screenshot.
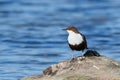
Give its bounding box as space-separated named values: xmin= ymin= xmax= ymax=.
xmin=67 ymin=30 xmax=83 ymax=45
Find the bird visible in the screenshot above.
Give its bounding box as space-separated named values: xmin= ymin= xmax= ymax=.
xmin=64 ymin=25 xmax=88 ymax=60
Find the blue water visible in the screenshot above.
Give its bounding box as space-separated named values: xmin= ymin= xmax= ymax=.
xmin=0 ymin=0 xmax=120 ymax=80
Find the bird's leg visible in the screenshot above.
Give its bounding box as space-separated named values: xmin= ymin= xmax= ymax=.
xmin=69 ymin=50 xmax=76 ymax=70
xmin=70 ymin=50 xmax=75 ymax=62
xmin=72 ymin=50 xmax=75 ymax=60
xmin=72 ymin=50 xmax=74 ymax=58
xmin=80 ymin=50 xmax=85 ymax=61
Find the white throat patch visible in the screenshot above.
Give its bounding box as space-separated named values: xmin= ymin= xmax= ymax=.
xmin=67 ymin=30 xmax=83 ymax=45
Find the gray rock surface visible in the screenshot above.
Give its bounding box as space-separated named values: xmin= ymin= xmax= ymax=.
xmin=20 ymin=56 xmax=120 ymax=80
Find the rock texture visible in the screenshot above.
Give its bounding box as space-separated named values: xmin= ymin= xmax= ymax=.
xmin=20 ymin=50 xmax=120 ymax=80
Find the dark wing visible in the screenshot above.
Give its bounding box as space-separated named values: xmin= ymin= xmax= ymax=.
xmin=80 ymin=33 xmax=88 ymax=49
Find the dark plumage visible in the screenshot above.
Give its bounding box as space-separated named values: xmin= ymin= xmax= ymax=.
xmin=65 ymin=25 xmax=88 ymax=59
xmin=66 ymin=25 xmax=87 ymax=51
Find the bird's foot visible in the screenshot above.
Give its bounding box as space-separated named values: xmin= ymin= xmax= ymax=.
xmin=79 ymin=56 xmax=85 ymax=61
xmin=70 ymin=58 xmax=76 ymax=63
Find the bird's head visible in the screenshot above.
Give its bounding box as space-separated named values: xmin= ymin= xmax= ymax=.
xmin=64 ymin=25 xmax=79 ymax=34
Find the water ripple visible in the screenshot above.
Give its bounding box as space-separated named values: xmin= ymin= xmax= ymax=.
xmin=0 ymin=0 xmax=120 ymax=80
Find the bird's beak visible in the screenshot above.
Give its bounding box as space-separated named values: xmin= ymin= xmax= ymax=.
xmin=62 ymin=28 xmax=66 ymax=30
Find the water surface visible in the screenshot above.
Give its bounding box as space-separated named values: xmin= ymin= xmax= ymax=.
xmin=0 ymin=0 xmax=120 ymax=80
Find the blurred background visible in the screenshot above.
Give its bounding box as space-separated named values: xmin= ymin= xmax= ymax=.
xmin=0 ymin=0 xmax=120 ymax=80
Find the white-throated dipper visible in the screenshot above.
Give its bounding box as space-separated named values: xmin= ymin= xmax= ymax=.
xmin=65 ymin=25 xmax=88 ymax=59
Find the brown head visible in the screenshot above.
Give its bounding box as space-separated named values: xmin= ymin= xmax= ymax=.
xmin=65 ymin=25 xmax=79 ymax=33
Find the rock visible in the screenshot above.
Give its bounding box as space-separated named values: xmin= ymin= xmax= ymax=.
xmin=20 ymin=51 xmax=120 ymax=80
